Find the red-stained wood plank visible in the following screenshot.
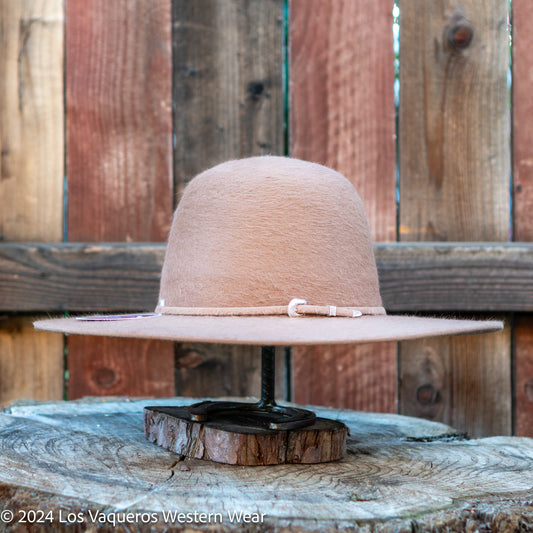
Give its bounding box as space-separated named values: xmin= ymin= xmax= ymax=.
xmin=67 ymin=337 xmax=174 ymax=400
xmin=289 ymin=0 xmax=397 ymax=413
xmin=514 ymin=317 xmax=533 ymax=437
xmin=513 ymin=0 xmax=533 ymax=242
xmin=512 ymin=0 xmax=533 ymax=437
xmin=289 ymin=0 xmax=396 ymax=242
xmin=293 ymin=343 xmax=397 ymax=413
xmin=66 ymin=0 xmax=173 ymax=242
xmin=66 ymin=0 xmax=174 ymax=399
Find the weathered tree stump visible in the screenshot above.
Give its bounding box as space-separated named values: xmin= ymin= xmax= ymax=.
xmin=144 ymin=405 xmax=347 ymax=465
xmin=1 ymin=397 xmax=533 ymax=532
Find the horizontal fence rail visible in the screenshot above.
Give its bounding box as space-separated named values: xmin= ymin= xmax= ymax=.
xmin=2 ymin=242 xmax=533 ymax=312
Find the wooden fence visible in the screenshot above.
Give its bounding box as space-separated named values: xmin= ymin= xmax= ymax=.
xmin=1 ymin=0 xmax=532 ymax=439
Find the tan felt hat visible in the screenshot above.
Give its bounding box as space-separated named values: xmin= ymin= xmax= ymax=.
xmin=34 ymin=156 xmax=502 ymax=344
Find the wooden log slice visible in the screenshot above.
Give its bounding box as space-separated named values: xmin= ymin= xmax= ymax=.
xmin=1 ymin=398 xmax=533 ymax=532
xmin=144 ymin=405 xmax=347 ymax=465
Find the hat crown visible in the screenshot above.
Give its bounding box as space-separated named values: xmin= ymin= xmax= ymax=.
xmin=159 ymin=156 xmax=382 ymax=309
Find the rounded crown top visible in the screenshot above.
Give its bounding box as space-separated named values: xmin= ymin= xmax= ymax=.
xmin=159 ymin=156 xmax=382 ymax=309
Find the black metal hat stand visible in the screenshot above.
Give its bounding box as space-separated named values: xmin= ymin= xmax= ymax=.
xmin=144 ymin=346 xmax=348 ymax=465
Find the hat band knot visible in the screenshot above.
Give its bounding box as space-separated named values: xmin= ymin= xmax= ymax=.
xmin=156 ymin=298 xmax=386 ymax=318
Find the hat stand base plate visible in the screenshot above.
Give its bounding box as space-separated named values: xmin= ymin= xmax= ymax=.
xmin=143 ymin=404 xmax=348 ymax=465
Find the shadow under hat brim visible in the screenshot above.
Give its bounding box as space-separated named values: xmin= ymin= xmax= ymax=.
xmin=34 ymin=314 xmax=503 ymax=345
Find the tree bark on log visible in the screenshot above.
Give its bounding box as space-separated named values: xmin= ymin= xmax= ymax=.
xmin=0 ymin=397 xmax=533 ymax=532
xmin=144 ymin=405 xmax=347 ymax=465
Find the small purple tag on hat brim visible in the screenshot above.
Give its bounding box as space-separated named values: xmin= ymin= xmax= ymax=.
xmin=75 ymin=313 xmax=161 ymax=321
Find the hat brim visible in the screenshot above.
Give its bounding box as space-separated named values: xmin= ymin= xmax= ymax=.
xmin=34 ymin=314 xmax=503 ymax=345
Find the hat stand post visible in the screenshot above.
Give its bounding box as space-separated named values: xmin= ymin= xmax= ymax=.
xmin=144 ymin=346 xmax=348 ymax=466
xmin=186 ymin=346 xmax=317 ymax=430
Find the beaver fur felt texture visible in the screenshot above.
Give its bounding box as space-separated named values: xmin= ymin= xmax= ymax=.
xmin=158 ymin=157 xmax=381 ymax=309
xmin=34 ymin=156 xmax=503 ymax=344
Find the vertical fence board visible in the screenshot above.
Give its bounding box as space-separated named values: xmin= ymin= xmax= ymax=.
xmin=512 ymin=0 xmax=533 ymax=243
xmin=172 ymin=0 xmax=284 ymax=398
xmin=0 ymin=0 xmax=64 ymax=241
xmin=289 ymin=0 xmax=397 ymax=413
xmin=67 ymin=337 xmax=175 ymax=399
xmin=0 ymin=0 xmax=64 ymax=402
xmin=399 ymin=1 xmax=510 ymax=242
xmin=401 ymin=323 xmax=511 ymax=437
xmin=293 ymin=344 xmax=397 ymax=413
xmin=512 ymin=0 xmax=533 ymax=437
xmin=289 ymin=0 xmax=396 ymax=242
xmin=66 ymin=1 xmax=173 ymax=242
xmin=66 ymin=0 xmax=174 ymax=399
xmin=175 ymin=345 xmax=287 ymax=401
xmin=514 ymin=317 xmax=533 ymax=437
xmin=0 ymin=318 xmax=63 ymax=404
xmin=173 ymin=0 xmax=284 ymax=197
xmin=399 ymin=0 xmax=511 ymax=436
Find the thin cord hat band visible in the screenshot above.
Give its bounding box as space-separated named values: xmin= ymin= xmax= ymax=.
xmin=155 ymin=298 xmax=386 ymax=318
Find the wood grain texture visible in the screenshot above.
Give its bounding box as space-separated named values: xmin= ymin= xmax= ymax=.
xmin=175 ymin=345 xmax=287 ymax=400
xmin=400 ymin=320 xmax=511 ymax=437
xmin=0 ymin=0 xmax=64 ymax=403
xmin=398 ymin=0 xmax=512 ymax=438
xmin=67 ymin=336 xmax=174 ymax=400
xmin=0 ymin=317 xmax=63 ymax=404
xmin=293 ymin=343 xmax=397 ymax=413
xmin=399 ymin=0 xmax=510 ymax=242
xmin=65 ymin=0 xmax=174 ymax=399
xmin=375 ymin=243 xmax=533 ymax=311
xmin=173 ymin=0 xmax=283 ymax=197
xmin=0 ymin=243 xmax=164 ymax=311
xmin=289 ymin=0 xmax=397 ymax=415
xmin=1 ymin=398 xmax=533 ymax=531
xmin=172 ymin=0 xmax=284 ymax=399
xmin=289 ymin=0 xmax=396 ymax=242
xmin=514 ymin=316 xmax=533 ymax=437
xmin=512 ymin=0 xmax=533 ymax=241
xmin=512 ymin=0 xmax=533 ymax=439
xmin=0 ymin=0 xmax=64 ymax=242
xmin=5 ymin=242 xmax=533 ymax=312
xmin=66 ymin=0 xmax=173 ymax=242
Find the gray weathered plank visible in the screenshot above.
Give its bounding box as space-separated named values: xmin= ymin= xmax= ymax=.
xmin=0 ymin=243 xmax=164 ymax=311
xmin=398 ymin=1 xmax=510 ymax=243
xmin=3 ymin=242 xmax=533 ymax=312
xmin=173 ymin=0 xmax=283 ymax=199
xmin=376 ymin=243 xmax=533 ymax=311
xmin=0 ymin=398 xmax=532 ymax=531
xmin=175 ymin=345 xmax=288 ymax=400
xmin=171 ymin=0 xmax=284 ymax=401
